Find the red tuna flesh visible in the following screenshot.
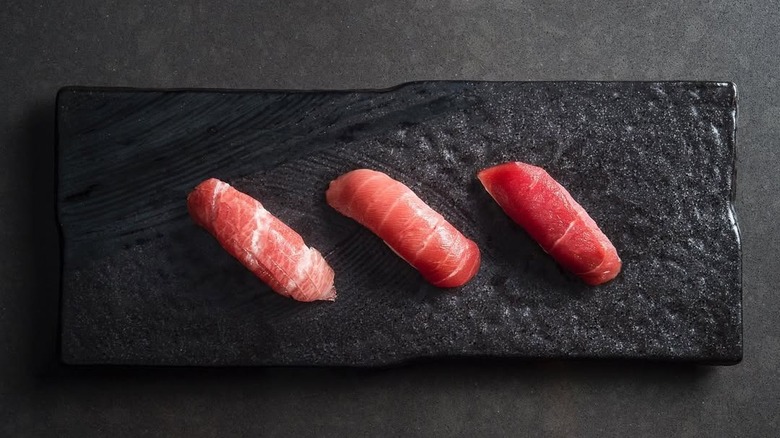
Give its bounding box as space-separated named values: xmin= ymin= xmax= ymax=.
xmin=478 ymin=162 xmax=621 ymax=285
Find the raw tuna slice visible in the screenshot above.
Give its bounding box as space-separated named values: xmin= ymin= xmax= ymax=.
xmin=187 ymin=178 xmax=336 ymax=302
xmin=478 ymin=162 xmax=621 ymax=285
xmin=326 ymin=169 xmax=480 ymax=288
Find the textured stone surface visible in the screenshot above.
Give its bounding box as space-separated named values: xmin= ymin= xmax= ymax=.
xmin=57 ymin=81 xmax=740 ymax=366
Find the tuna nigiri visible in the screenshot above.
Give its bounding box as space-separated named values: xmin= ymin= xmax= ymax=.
xmin=187 ymin=178 xmax=336 ymax=302
xmin=326 ymin=169 xmax=480 ymax=288
xmin=478 ymin=162 xmax=621 ymax=285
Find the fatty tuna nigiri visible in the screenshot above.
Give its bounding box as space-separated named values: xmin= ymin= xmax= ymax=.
xmin=478 ymin=162 xmax=621 ymax=285
xmin=326 ymin=169 xmax=480 ymax=288
xmin=187 ymin=178 xmax=336 ymax=302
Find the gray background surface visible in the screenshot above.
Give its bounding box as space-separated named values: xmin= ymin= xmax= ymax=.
xmin=1 ymin=1 xmax=777 ymax=436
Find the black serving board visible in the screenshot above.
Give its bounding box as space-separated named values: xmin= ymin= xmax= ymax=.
xmin=57 ymin=82 xmax=741 ymax=366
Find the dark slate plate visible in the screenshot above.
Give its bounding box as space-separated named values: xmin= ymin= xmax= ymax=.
xmin=56 ymin=82 xmax=741 ymax=366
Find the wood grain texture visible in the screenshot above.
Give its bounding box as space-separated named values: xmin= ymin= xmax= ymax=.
xmin=57 ymin=82 xmax=741 ymax=366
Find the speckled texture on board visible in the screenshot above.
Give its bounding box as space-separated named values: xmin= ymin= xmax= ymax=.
xmin=57 ymin=81 xmax=741 ymax=366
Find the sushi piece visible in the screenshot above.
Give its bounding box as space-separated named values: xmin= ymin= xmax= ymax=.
xmin=478 ymin=162 xmax=621 ymax=285
xmin=187 ymin=178 xmax=335 ymax=302
xmin=326 ymin=169 xmax=480 ymax=287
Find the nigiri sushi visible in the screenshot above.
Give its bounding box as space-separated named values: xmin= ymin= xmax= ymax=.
xmin=326 ymin=169 xmax=480 ymax=288
xmin=187 ymin=178 xmax=336 ymax=302
xmin=478 ymin=162 xmax=621 ymax=285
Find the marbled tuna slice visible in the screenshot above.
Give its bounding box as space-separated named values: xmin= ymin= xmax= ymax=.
xmin=326 ymin=169 xmax=480 ymax=288
xmin=187 ymin=178 xmax=335 ymax=302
